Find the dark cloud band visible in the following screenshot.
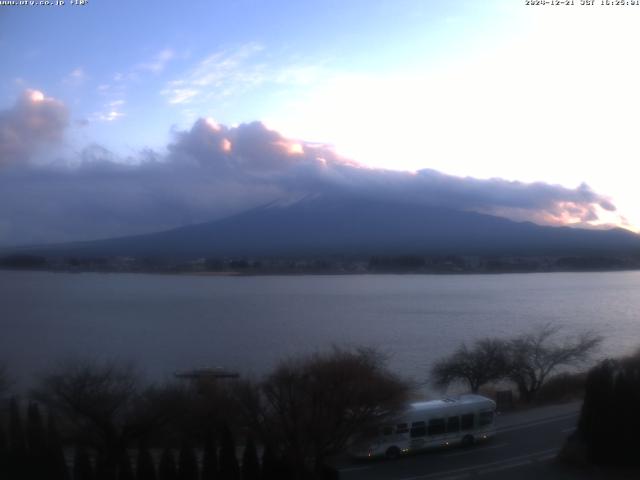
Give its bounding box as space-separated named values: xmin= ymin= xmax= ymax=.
xmin=0 ymin=91 xmax=619 ymax=246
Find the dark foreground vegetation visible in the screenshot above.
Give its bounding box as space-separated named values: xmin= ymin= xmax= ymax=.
xmin=561 ymin=348 xmax=640 ymax=468
xmin=0 ymin=325 xmax=630 ymax=479
xmin=0 ymin=348 xmax=409 ymax=480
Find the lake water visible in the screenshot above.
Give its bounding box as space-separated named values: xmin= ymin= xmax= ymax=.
xmin=2 ymin=270 xmax=639 ymax=391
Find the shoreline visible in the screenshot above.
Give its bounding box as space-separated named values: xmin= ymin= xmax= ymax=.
xmin=2 ymin=266 xmax=640 ymax=277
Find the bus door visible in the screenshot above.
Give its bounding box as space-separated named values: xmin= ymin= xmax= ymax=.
xmin=426 ymin=417 xmax=447 ymax=446
xmin=409 ymin=421 xmax=427 ymax=450
xmin=445 ymin=415 xmax=460 ymax=443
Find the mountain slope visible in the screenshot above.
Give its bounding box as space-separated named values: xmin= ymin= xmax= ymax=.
xmin=13 ymin=195 xmax=640 ymax=258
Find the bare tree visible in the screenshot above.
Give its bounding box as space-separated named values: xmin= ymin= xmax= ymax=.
xmin=507 ymin=324 xmax=602 ymax=403
xmin=430 ymin=338 xmax=509 ymax=393
xmin=31 ymin=359 xmax=166 ymax=476
xmin=236 ymin=347 xmax=411 ymax=479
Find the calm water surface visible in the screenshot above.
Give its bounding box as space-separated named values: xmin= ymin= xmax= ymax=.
xmin=2 ymin=270 xmax=639 ymax=389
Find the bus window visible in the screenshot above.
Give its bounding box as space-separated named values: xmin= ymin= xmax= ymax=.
xmin=479 ymin=411 xmax=494 ymax=426
xmin=427 ymin=418 xmax=446 ymax=436
xmin=396 ymin=423 xmax=409 ymax=434
xmin=410 ymin=421 xmax=426 ymax=438
xmin=447 ymin=416 xmax=460 ymax=433
xmin=381 ymin=425 xmax=393 ymax=436
xmin=461 ymin=413 xmax=475 ymax=430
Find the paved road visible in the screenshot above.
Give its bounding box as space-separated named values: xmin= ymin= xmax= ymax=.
xmin=339 ymin=403 xmax=581 ymax=480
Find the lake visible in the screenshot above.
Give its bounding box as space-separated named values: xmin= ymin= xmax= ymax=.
xmin=1 ymin=270 xmax=639 ymax=391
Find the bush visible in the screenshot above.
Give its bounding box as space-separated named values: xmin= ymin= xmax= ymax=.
xmin=534 ymin=372 xmax=586 ymax=405
xmin=575 ymin=350 xmax=640 ymax=466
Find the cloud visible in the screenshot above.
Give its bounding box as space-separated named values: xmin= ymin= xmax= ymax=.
xmin=406 ymin=171 xmax=616 ymax=226
xmin=137 ymin=49 xmax=175 ymax=73
xmin=62 ymin=67 xmax=86 ymax=86
xmin=160 ymin=43 xmax=325 ymax=106
xmin=89 ymin=49 xmax=175 ymax=121
xmin=89 ymin=99 xmax=126 ymax=123
xmin=166 ymin=88 xmax=199 ymax=105
xmin=97 ymin=111 xmax=125 ymax=122
xmin=167 ymin=119 xmax=617 ymax=225
xmin=0 ymin=89 xmax=69 ymax=166
xmin=162 ymin=43 xmax=264 ymax=105
xmin=0 ymin=92 xmax=621 ymax=246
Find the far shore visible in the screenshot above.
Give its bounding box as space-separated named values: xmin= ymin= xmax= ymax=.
xmin=2 ymin=265 xmax=640 ymax=277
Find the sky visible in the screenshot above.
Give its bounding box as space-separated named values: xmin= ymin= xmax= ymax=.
xmin=1 ymin=0 xmax=640 ymax=246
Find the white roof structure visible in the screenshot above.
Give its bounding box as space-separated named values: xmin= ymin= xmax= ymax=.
xmin=410 ymin=394 xmax=495 ymax=411
xmin=401 ymin=394 xmax=495 ymax=422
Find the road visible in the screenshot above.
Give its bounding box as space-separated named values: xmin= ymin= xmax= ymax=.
xmin=338 ymin=403 xmax=582 ymax=480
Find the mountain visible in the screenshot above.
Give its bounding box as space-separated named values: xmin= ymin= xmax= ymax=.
xmin=9 ymin=195 xmax=640 ymax=259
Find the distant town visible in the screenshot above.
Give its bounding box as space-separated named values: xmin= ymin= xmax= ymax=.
xmin=3 ymin=253 xmax=640 ymax=275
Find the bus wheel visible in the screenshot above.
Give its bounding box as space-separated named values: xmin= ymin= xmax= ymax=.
xmin=385 ymin=446 xmax=401 ymax=459
xmin=462 ymin=435 xmax=475 ymax=447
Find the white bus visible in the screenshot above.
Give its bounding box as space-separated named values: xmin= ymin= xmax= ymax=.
xmin=350 ymin=394 xmax=497 ymax=459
